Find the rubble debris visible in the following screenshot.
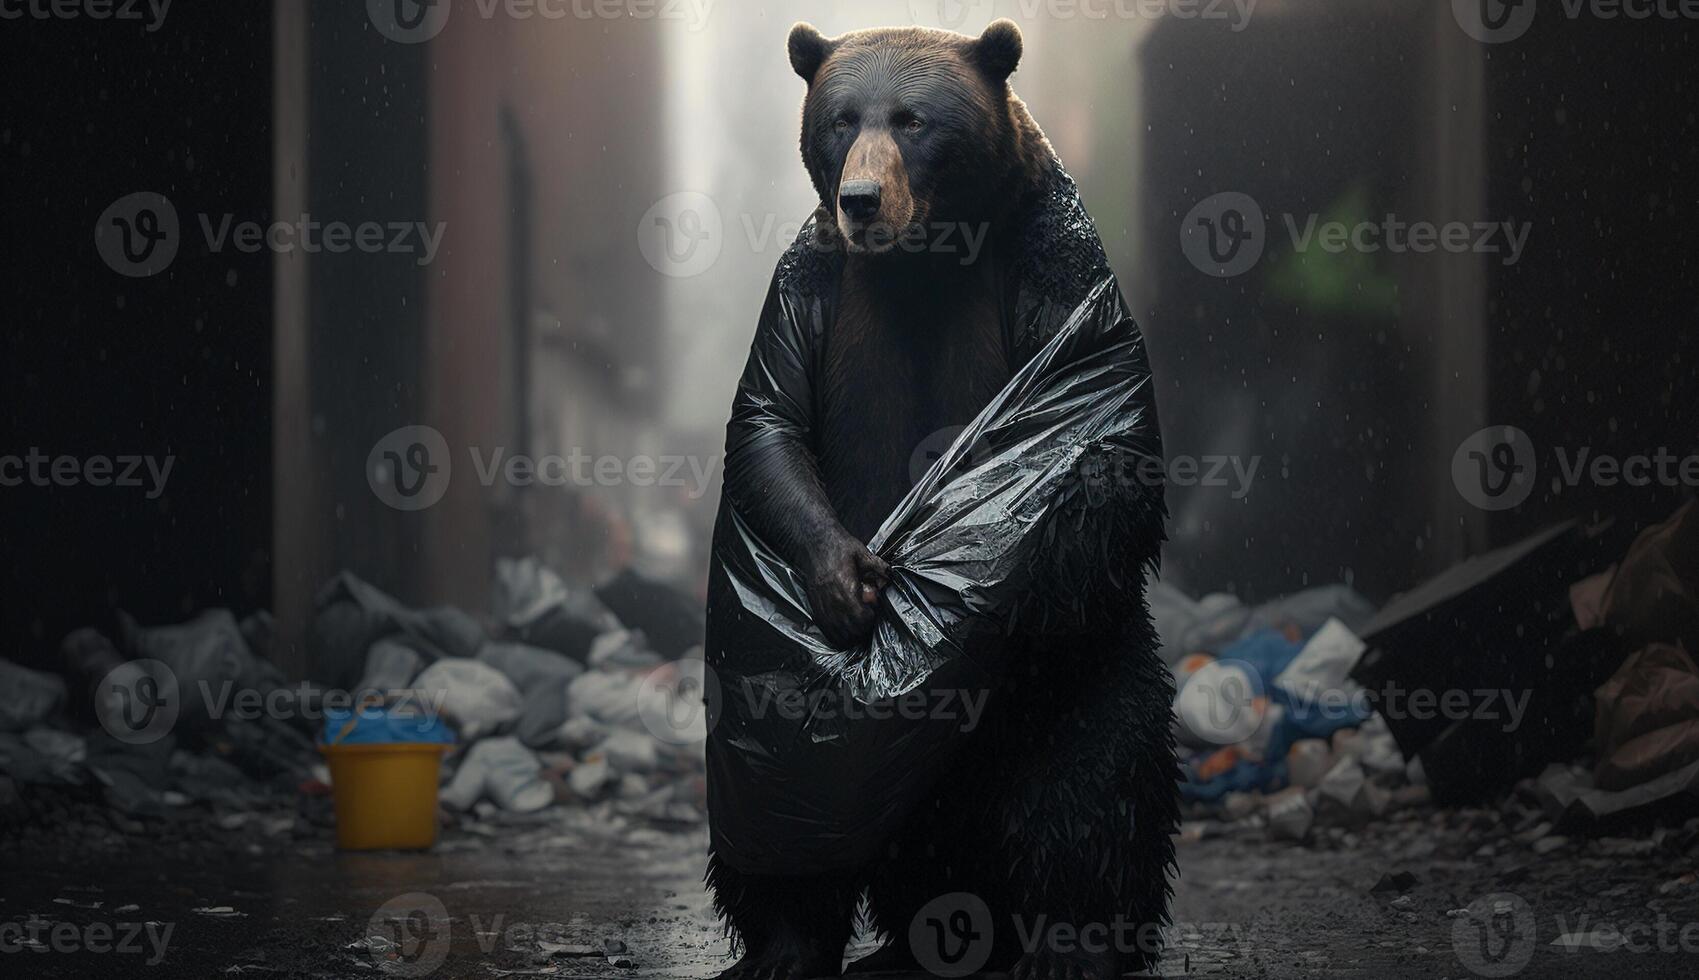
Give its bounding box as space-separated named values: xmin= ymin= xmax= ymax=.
xmin=22 ymin=728 xmax=85 ymax=783
xmin=1176 ymin=605 xmax=1377 ymax=807
xmin=60 ymin=627 xmax=126 ymax=700
xmin=355 ymin=638 xmax=426 ymax=695
xmin=1265 ymin=788 xmax=1314 ymax=842
xmin=515 ymin=681 xmax=585 ymax=751
xmin=1370 ymin=871 xmax=1417 ymax=893
xmin=478 ymin=641 xmax=585 ymax=693
xmin=539 ymin=942 xmax=599 ymax=957
xmin=1150 ymin=581 xmax=1374 ymax=671
xmin=1286 ymin=739 xmax=1332 ymax=790
xmin=1316 ymin=757 xmax=1389 ymax=822
xmin=1593 ymin=642 xmax=1699 ymax=791
xmin=493 ymin=556 xmax=620 ymax=663
xmin=1535 ymin=758 xmax=1699 ymax=825
xmin=569 ymin=753 xmax=613 ymax=799
xmin=588 ymin=629 xmax=664 ymax=671
xmin=1165 ymin=508 xmax=1698 ymax=852
xmin=309 ymin=571 xmax=485 ymax=689
xmin=1 ymin=556 xmax=712 ymax=853
xmin=1513 ymin=820 xmax=1552 ymax=843
xmin=1659 ymin=872 xmax=1696 ymax=894
xmin=441 ymin=736 xmax=553 ymax=814
xmin=1275 ymin=619 xmax=1370 ymax=733
xmin=119 ymin=608 xmax=285 ymax=729
xmin=593 ymin=569 xmax=704 ymax=660
xmin=85 ymin=733 xmax=176 ymax=816
xmin=0 ymin=659 xmax=68 ymax=732
xmin=412 ymin=658 xmax=523 ymax=740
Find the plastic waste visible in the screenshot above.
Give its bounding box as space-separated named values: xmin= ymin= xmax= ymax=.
xmin=586 ymin=630 xmax=663 ymax=671
xmin=478 ymin=641 xmax=586 ymax=692
xmin=411 ymin=658 xmax=522 ymax=740
xmin=594 ymin=569 xmax=705 ymax=659
xmin=493 ymin=557 xmax=619 ymax=662
xmin=1593 ymin=642 xmax=1699 ymax=791
xmin=60 ymin=628 xmax=126 ymax=700
xmin=566 ymin=670 xmax=646 ymax=730
xmin=119 ymin=609 xmax=281 ymax=728
xmin=356 ymin=638 xmax=425 ymax=694
xmin=1275 ymin=618 xmax=1371 ymax=738
xmin=309 ymin=572 xmax=484 ymax=688
xmin=321 ymin=704 xmax=453 ymax=747
xmin=440 ymin=736 xmax=552 ymax=812
xmin=0 ymin=659 xmax=67 ymax=733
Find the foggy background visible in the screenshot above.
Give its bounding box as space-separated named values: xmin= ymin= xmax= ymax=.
xmin=5 ymin=0 xmax=1694 ymax=680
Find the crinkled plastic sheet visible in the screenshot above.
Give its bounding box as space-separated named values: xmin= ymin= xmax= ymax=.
xmin=723 ymin=276 xmax=1154 ymax=701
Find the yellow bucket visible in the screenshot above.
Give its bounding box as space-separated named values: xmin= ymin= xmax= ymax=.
xmin=320 ymin=742 xmax=449 ymax=851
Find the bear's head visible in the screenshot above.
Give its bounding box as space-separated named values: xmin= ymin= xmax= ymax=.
xmin=787 ymin=19 xmax=1039 ymax=256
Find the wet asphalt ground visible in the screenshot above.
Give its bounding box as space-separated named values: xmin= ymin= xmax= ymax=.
xmin=4 ymin=801 xmax=1698 ymax=979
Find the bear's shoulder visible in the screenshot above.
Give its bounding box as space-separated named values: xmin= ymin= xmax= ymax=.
xmin=1006 ymin=160 xmax=1119 ymax=356
xmin=772 ymin=208 xmax=844 ymax=304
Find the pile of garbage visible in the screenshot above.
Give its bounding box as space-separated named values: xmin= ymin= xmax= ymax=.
xmin=1153 ymin=581 xmax=1421 ymax=841
xmin=1159 ymin=500 xmax=1699 ymax=845
xmin=0 ymin=556 xmax=708 ymax=841
xmin=4 ymin=501 xmax=1694 ymax=852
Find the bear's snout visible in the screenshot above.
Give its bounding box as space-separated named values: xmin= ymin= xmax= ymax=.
xmin=837 ymin=179 xmax=881 ymax=224
xmin=836 ymin=129 xmax=916 ymax=252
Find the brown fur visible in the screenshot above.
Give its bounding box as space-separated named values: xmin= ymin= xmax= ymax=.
xmin=818 ymin=256 xmax=1009 ymax=541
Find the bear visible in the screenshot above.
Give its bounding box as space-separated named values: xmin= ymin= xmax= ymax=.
xmin=703 ymin=19 xmax=1179 ymax=980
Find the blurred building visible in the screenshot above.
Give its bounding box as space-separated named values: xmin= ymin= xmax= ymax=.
xmin=272 ymin=2 xmax=668 ymax=677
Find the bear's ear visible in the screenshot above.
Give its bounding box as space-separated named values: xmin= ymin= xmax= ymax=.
xmin=971 ymin=18 xmax=1023 ymax=83
xmin=788 ymin=22 xmax=833 ymax=84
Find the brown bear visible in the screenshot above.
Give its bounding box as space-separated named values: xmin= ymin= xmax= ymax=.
xmin=703 ymin=19 xmax=1178 ymax=980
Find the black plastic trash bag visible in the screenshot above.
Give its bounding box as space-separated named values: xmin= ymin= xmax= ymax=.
xmin=0 ymin=659 xmax=68 ymax=733
xmin=705 ymin=176 xmax=1162 ymax=874
xmin=492 ymin=557 xmax=620 ymax=663
xmin=308 ymin=572 xmax=485 ymax=689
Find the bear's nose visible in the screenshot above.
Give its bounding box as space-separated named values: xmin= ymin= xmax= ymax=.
xmin=838 ymin=180 xmax=882 ymax=224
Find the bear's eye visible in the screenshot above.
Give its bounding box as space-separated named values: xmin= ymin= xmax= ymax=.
xmin=833 ymin=117 xmax=853 ymax=134
xmin=905 ymin=117 xmax=925 ymax=134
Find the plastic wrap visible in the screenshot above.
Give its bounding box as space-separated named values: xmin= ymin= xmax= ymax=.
xmin=720 ymin=276 xmax=1154 ymax=698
